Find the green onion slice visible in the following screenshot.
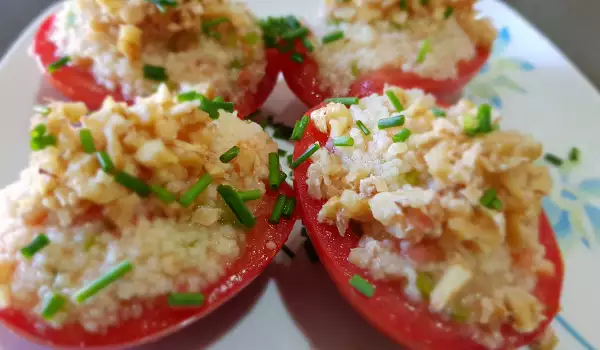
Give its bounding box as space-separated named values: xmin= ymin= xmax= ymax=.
xmin=20 ymin=233 xmax=50 ymax=259
xmin=416 ymin=272 xmax=435 ymax=299
xmin=31 ymin=124 xmax=46 ymax=139
xmin=96 ymin=151 xmax=115 ymax=173
xmin=114 ymin=171 xmax=151 ymax=197
xmin=385 ymin=90 xmax=404 ymax=112
xmin=290 ymin=53 xmax=304 ymax=63
xmin=217 ymin=185 xmax=256 ymax=228
xmin=479 ymin=188 xmax=497 ymax=207
xmin=168 ymin=292 xmax=205 ymax=307
xmin=198 ymin=95 xmax=219 ymax=119
xmin=179 ymin=173 xmax=213 ymax=207
xmin=177 ymin=91 xmax=200 ymax=102
xmin=203 ymin=17 xmax=229 ymax=32
xmin=416 ymin=39 xmax=431 ymax=64
xmin=48 ymin=56 xmax=71 ymax=74
xmin=392 ymin=129 xmax=411 ymax=143
xmin=150 ymin=185 xmax=176 ymax=204
xmin=268 ymin=152 xmax=281 ymax=189
xmin=333 ymin=136 xmax=354 ymax=147
xmin=290 ymin=115 xmax=310 ymax=140
xmin=431 ymin=107 xmax=446 ymax=117
xmin=544 ymin=153 xmax=563 ymax=167
xmin=378 ymin=114 xmax=405 ymax=129
xmin=269 ymin=194 xmax=287 ymax=224
xmin=145 ymin=0 xmax=177 ymax=13
xmin=568 ymin=147 xmax=581 ymax=162
xmin=79 ymin=129 xmax=96 ymax=154
xmin=143 ymin=64 xmax=168 ymax=81
xmin=277 ymin=171 xmax=288 ymax=186
xmin=291 ymin=142 xmax=320 ymax=169
xmin=322 ymin=30 xmax=344 ymax=44
xmin=349 ymin=274 xmax=375 ymax=297
xmin=324 ymin=97 xmax=359 ymax=105
xmin=356 ymin=120 xmax=371 ymax=136
xmin=476 ymin=104 xmax=493 ymax=133
xmin=41 ymin=292 xmax=67 ymax=320
xmin=74 ymin=260 xmax=133 ymax=304
xmin=282 ymin=27 xmax=309 ymax=40
xmin=282 ymin=197 xmax=296 ymax=218
xmin=212 ymin=100 xmax=235 ymax=113
xmin=34 ymin=105 xmax=51 ymax=116
xmin=238 ymin=189 xmax=262 ymax=201
xmin=220 ymin=146 xmax=240 ymax=163
xmin=302 ymin=37 xmax=314 ymax=52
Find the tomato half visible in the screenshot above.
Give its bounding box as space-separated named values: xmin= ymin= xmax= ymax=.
xmin=33 ymin=15 xmax=280 ymax=119
xmin=281 ymin=39 xmax=490 ymax=107
xmin=292 ymin=106 xmax=564 ymax=350
xmin=0 ymin=183 xmax=297 ymax=348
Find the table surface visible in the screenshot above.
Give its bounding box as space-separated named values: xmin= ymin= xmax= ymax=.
xmin=1 ymin=0 xmax=599 ymax=89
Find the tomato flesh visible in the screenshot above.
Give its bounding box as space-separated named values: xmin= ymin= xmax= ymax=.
xmin=0 ymin=184 xmax=296 ymax=348
xmin=281 ymin=38 xmax=490 ymax=107
xmin=292 ymin=108 xmax=564 ymax=350
xmin=33 ymin=15 xmax=279 ymax=118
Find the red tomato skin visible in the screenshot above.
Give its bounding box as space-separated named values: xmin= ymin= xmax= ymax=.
xmin=281 ymin=38 xmax=491 ymax=107
xmin=33 ymin=15 xmax=279 ymax=119
xmin=0 ymin=184 xmax=297 ymax=348
xmin=292 ymin=107 xmax=564 ymax=350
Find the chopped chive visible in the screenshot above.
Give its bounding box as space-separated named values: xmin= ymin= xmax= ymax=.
xmin=197 ymin=95 xmax=219 ymax=119
xmin=431 ymin=107 xmax=446 ymax=117
xmin=278 ymin=171 xmax=288 ymax=186
xmin=34 ymin=105 xmax=51 ymax=116
xmin=462 ymin=115 xmax=479 ymax=136
xmin=238 ymin=189 xmax=262 ymax=201
xmin=114 ymin=171 xmax=151 ymax=197
xmin=349 ymin=274 xmax=375 ymax=298
xmin=269 ymin=194 xmax=287 ymax=224
xmin=282 ymin=27 xmax=309 ymax=40
xmin=416 ymin=39 xmax=431 ymax=64
xmin=324 ymin=97 xmax=359 ymax=105
xmin=74 ymin=260 xmax=133 ymax=304
xmin=203 ymin=17 xmax=229 ymax=32
xmin=282 ymin=244 xmax=296 ymax=258
xmin=278 ymin=149 xmax=287 ymax=157
xmin=41 ymin=292 xmax=67 ymax=320
xmin=291 ymin=142 xmax=320 ymax=169
xmin=333 ymin=136 xmax=354 ymax=147
xmin=356 ymin=120 xmax=371 ymax=136
xmin=444 ymin=6 xmax=454 ymax=19
xmin=143 ymin=64 xmax=168 ymax=81
xmin=378 ymin=114 xmax=405 ymax=129
xmin=290 ymin=115 xmax=310 ymax=140
xmin=220 ymin=146 xmax=240 ymax=163
xmin=304 ymin=238 xmax=319 ymax=263
xmin=244 ymin=32 xmax=260 ymax=45
xmin=392 ymin=129 xmax=411 ymax=143
xmin=168 ymin=292 xmax=205 ymax=307
xmin=145 ymin=0 xmax=177 ymax=12
xmin=31 ymin=124 xmax=46 ymax=138
xmin=30 ymin=134 xmax=57 ymax=151
xmin=217 ymin=185 xmax=256 ymax=228
xmin=282 ymin=197 xmax=296 ymax=218
xmin=568 ymin=147 xmax=581 ymax=162
xmin=350 ymin=60 xmax=360 ymax=77
xmin=385 ymin=90 xmax=404 ymax=112
xmin=150 ymin=185 xmax=176 ymax=204
xmin=479 ymin=188 xmax=497 ymax=207
xmin=286 ymin=154 xmax=293 ymax=168
xmin=302 ymin=37 xmax=314 ymax=52
xmin=177 ymin=91 xmax=200 ymax=102
xmin=416 ymin=272 xmax=435 ymax=299
xmin=212 ymin=100 xmax=235 ymax=113
xmin=268 ymin=152 xmax=281 ymax=189
xmin=544 ymin=153 xmax=563 ymax=167
xmin=79 ymin=129 xmax=96 ymax=154
xmin=179 ymin=174 xmax=213 ymax=207
xmin=20 ymin=233 xmax=50 ymax=259
xmin=399 ymin=0 xmax=407 ymax=9
xmin=48 ymin=56 xmax=71 ymax=73
xmin=476 ymin=104 xmax=493 ymax=133
xmin=96 ymin=151 xmax=115 ymax=173
xmin=322 ymin=30 xmax=344 ymax=44
xmin=490 ymin=198 xmax=503 ymax=211
xmin=290 ymin=53 xmax=304 ymax=63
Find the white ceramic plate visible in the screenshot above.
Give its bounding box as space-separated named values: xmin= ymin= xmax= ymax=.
xmin=1 ymin=1 xmax=599 ymax=349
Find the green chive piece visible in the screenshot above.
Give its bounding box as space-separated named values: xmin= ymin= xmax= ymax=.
xmin=282 ymin=197 xmax=296 ymax=218
xmin=291 ymin=115 xmax=310 ymax=140
xmin=490 ymin=198 xmax=503 ymax=211
xmin=244 ymin=32 xmax=260 ymax=45
xmin=324 ymin=97 xmax=359 ymax=105
xmin=286 ymin=154 xmax=293 ymax=168
xmin=350 ymin=60 xmax=360 ymax=77
xmin=48 ymin=56 xmax=71 ymax=73
xmin=431 ymin=107 xmax=446 ymax=117
xmin=378 ymin=114 xmax=405 ymax=129
xmin=168 ymin=292 xmax=205 ymax=307
xmin=31 ymin=124 xmax=46 ymax=139
xmin=291 ymin=142 xmax=320 ymax=169
xmin=220 ymin=146 xmax=240 ymax=163
xmin=20 ymin=233 xmax=50 ymax=259
xmin=238 ymin=189 xmax=262 ymax=201
xmin=480 ymin=188 xmax=497 ymax=207
xmin=278 ymin=171 xmax=288 ymax=186
xmin=462 ymin=115 xmax=479 ymax=135
xmin=79 ymin=129 xmax=96 ymax=154
xmin=356 ymin=120 xmax=371 ymax=136
xmin=282 ymin=244 xmax=296 ymax=258
xmin=203 ymin=17 xmax=229 ymax=32
xmin=568 ymin=147 xmax=581 ymax=162
xmin=476 ymin=104 xmax=493 ymax=133
xmin=143 ymin=64 xmax=168 ymax=81
xmin=416 ymin=272 xmax=435 ymax=299
xmin=385 ymin=90 xmax=404 ymax=112
xmin=41 ymin=292 xmax=67 ymax=320
xmin=400 ymin=0 xmax=407 ymax=9
xmin=217 ymin=185 xmax=256 ymax=228
xmin=114 ymin=171 xmax=151 ymax=197
xmin=268 ymin=152 xmax=281 ymax=189
xmin=302 ymin=37 xmax=314 ymax=52
xmin=96 ymin=151 xmax=115 ymax=173
xmin=290 ymin=53 xmax=304 ymax=63
xmin=150 ymin=185 xmax=176 ymax=204
xmin=212 ymin=100 xmax=235 ymax=113
xmin=198 ymin=95 xmax=219 ymax=119
xmin=544 ymin=153 xmax=563 ymax=167
xmin=322 ymin=30 xmax=344 ymax=44
xmin=392 ymin=129 xmax=411 ymax=143
xmin=74 ymin=260 xmax=133 ymax=304
xmin=177 ymin=91 xmax=200 ymax=102
xmin=444 ymin=6 xmax=454 ymax=19
xmin=34 ymin=105 xmax=51 ymax=116
xmin=416 ymin=39 xmax=431 ymax=64
xmin=145 ymin=0 xmax=177 ymax=13
xmin=282 ymin=27 xmax=309 ymax=40
xmin=278 ymin=149 xmax=287 ymax=157
xmin=333 ymin=136 xmax=355 ymax=147
xmin=349 ymin=274 xmax=375 ymax=298
xmin=269 ymin=194 xmax=287 ymax=224
xmin=179 ymin=174 xmax=213 ymax=207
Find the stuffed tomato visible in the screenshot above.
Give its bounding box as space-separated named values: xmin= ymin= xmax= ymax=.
xmin=291 ymin=88 xmax=563 ymax=349
xmin=33 ymin=0 xmax=279 ymax=118
xmin=0 ymin=86 xmax=296 ymax=348
xmin=279 ymin=0 xmax=495 ymax=107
